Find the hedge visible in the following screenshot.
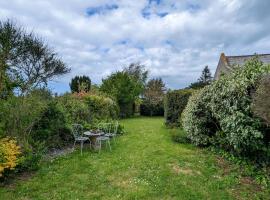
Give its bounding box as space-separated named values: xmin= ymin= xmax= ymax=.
xmin=140 ymin=101 xmax=164 ymax=116
xmin=182 ymin=58 xmax=270 ymax=163
xmin=164 ymin=89 xmax=193 ymax=126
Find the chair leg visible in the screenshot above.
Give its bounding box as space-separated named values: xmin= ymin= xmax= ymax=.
xmin=99 ymin=140 xmax=101 ymax=154
xmin=80 ymin=141 xmax=83 ymax=155
xmin=88 ymin=139 xmax=92 ymax=149
xmin=113 ymin=136 xmax=116 ymax=144
xmin=108 ymin=140 xmax=111 ymax=152
xmin=73 ymin=140 xmax=76 ymax=150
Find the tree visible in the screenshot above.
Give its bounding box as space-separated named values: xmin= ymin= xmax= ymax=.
xmin=123 ymin=62 xmax=148 ymax=95
xmin=70 ymin=75 xmax=91 ymax=93
xmin=0 ymin=20 xmax=70 ymax=97
xmin=142 ymin=78 xmax=166 ymax=116
xmin=100 ymin=71 xmax=141 ymax=117
xmin=189 ymin=66 xmax=213 ymax=89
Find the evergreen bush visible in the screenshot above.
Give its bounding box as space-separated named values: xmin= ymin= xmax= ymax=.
xmin=164 ymin=89 xmax=193 ymax=127
xmin=182 ymin=58 xmax=270 ymax=162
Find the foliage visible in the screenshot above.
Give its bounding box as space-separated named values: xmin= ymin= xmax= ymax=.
xmin=100 ymin=71 xmax=141 ymax=117
xmin=182 ymin=58 xmax=270 ymax=162
xmin=32 ymin=100 xmax=71 ymax=149
xmin=164 ymin=89 xmax=193 ymax=127
xmin=189 ymin=66 xmax=213 ymax=89
xmin=0 ymin=137 xmax=22 ymax=178
xmin=181 ymin=89 xmax=216 ymax=146
xmin=56 ymin=94 xmax=91 ymax=125
xmin=170 ymin=129 xmax=189 ymax=144
xmin=140 ymin=103 xmax=164 ymax=116
xmin=123 ymin=62 xmax=148 ymax=88
xmin=0 ymin=93 xmax=48 ymax=142
xmin=252 ymin=74 xmax=270 ymax=125
xmin=0 ymin=91 xmax=62 ymax=171
xmin=82 ymin=93 xmax=119 ymax=121
xmin=141 ymin=78 xmax=166 ymax=116
xmin=70 ymin=75 xmax=91 ymax=93
xmin=0 ymin=20 xmax=70 ymax=96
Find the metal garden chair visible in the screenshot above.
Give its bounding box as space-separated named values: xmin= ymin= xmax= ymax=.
xmin=96 ymin=135 xmax=111 ymax=153
xmin=72 ymin=124 xmax=91 ymax=155
xmin=104 ymin=121 xmax=118 ymax=143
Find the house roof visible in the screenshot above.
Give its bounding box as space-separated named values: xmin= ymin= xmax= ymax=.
xmin=214 ymin=53 xmax=270 ymax=79
xmin=226 ymin=54 xmax=270 ymax=66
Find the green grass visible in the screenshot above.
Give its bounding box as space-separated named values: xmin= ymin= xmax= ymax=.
xmin=0 ymin=117 xmax=269 ymax=199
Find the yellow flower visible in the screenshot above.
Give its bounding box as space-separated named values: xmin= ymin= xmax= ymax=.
xmin=0 ymin=137 xmax=22 ymax=177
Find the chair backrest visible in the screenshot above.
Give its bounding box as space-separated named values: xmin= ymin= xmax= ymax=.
xmin=98 ymin=122 xmax=111 ymax=133
xmin=113 ymin=121 xmax=119 ymax=134
xmin=72 ymin=124 xmax=83 ymax=139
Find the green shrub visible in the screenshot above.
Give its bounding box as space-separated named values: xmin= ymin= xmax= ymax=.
xmin=140 ymin=101 xmax=164 ymax=116
xmin=0 ymin=93 xmax=48 ymax=171
xmin=252 ymin=74 xmax=270 ymax=126
xmin=56 ymin=94 xmax=91 ymax=126
xmin=83 ymin=94 xmax=119 ymax=121
xmin=164 ymin=89 xmax=193 ymax=127
xmin=32 ymin=100 xmax=71 ymax=149
xmin=182 ymin=58 xmax=270 ymax=162
xmin=181 ymin=89 xmax=216 ymax=146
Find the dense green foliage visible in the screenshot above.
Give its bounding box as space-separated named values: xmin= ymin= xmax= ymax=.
xmin=83 ymin=93 xmax=119 ymax=121
xmin=1 ymin=118 xmax=268 ymax=199
xmin=164 ymin=89 xmax=193 ymax=126
xmin=69 ymin=75 xmax=91 ymax=93
xmin=100 ymin=71 xmax=141 ymax=117
xmin=252 ymin=74 xmax=270 ymax=125
xmin=123 ymin=63 xmax=148 ymax=88
xmin=182 ymin=58 xmax=270 ymax=163
xmin=140 ymin=78 xmax=166 ymax=116
xmin=140 ymin=103 xmax=164 ymax=116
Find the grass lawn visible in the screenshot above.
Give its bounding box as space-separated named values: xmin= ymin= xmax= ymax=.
xmin=0 ymin=117 xmax=269 ymax=199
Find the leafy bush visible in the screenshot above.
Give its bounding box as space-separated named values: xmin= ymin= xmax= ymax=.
xmin=164 ymin=89 xmax=193 ymax=127
xmin=252 ymin=74 xmax=270 ymax=125
xmin=0 ymin=92 xmax=62 ymax=171
xmin=181 ymin=90 xmax=216 ymax=146
xmin=0 ymin=137 xmax=22 ymax=178
xmin=100 ymin=71 xmax=141 ymax=117
xmin=56 ymin=94 xmax=91 ymax=126
xmin=83 ymin=94 xmax=119 ymax=121
xmin=32 ymin=101 xmax=71 ymax=149
xmin=182 ymin=58 xmax=270 ymax=162
xmin=140 ymin=101 xmax=164 ymax=116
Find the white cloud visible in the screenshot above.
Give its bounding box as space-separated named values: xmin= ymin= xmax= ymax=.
xmin=0 ymin=0 xmax=269 ymax=93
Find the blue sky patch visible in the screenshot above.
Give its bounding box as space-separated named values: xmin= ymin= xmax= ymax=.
xmin=86 ymin=4 xmax=118 ymax=16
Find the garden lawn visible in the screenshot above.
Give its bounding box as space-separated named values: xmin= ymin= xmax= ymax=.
xmin=0 ymin=117 xmax=269 ymax=200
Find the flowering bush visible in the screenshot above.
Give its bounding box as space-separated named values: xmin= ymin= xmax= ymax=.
xmin=0 ymin=137 xmax=22 ymax=177
xmin=182 ymin=58 xmax=270 ymax=161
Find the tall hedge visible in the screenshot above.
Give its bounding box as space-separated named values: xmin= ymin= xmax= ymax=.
xmin=140 ymin=101 xmax=164 ymax=116
xmin=164 ymin=89 xmax=193 ymax=126
xmin=182 ymin=58 xmax=270 ymax=162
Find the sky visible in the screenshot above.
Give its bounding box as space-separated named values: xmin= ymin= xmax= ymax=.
xmin=0 ymin=0 xmax=270 ymax=93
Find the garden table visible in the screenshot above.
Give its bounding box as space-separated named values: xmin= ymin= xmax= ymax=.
xmin=83 ymin=131 xmax=104 ymax=150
